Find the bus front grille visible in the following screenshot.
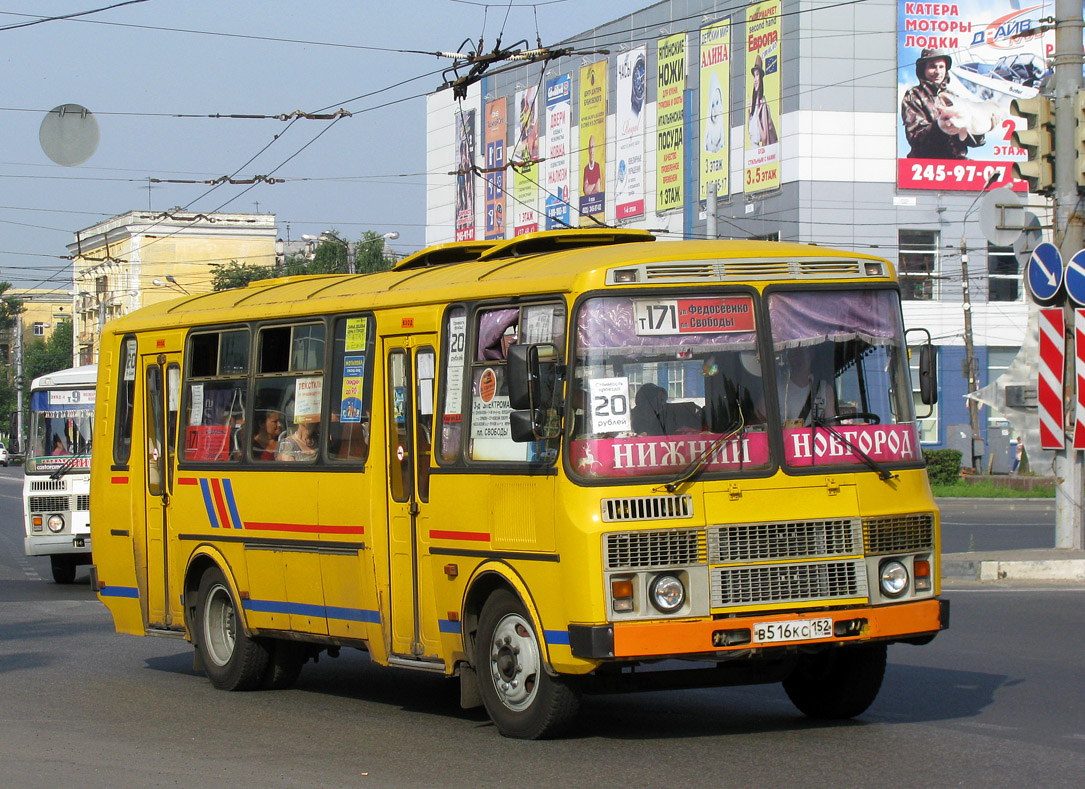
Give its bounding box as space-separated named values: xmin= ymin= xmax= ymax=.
xmin=601 ymin=495 xmax=692 ymax=522
xmin=707 ymin=518 xmax=862 ymax=563
xmin=75 ymin=495 xmax=90 ymax=511
xmin=711 ymin=559 xmax=867 ymax=608
xmin=28 ymin=496 xmax=70 ymax=512
xmin=30 ymin=479 xmax=68 ymax=492
xmin=605 ymin=528 xmax=706 ymax=570
xmin=863 ymin=513 xmax=934 ymax=555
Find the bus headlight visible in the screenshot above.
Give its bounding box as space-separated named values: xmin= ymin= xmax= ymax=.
xmin=879 ymin=560 xmax=909 ymax=598
xmin=649 ymin=574 xmax=685 ymax=613
xmin=48 ymin=514 xmax=65 ymax=533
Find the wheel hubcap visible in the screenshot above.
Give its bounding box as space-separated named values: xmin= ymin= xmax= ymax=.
xmin=203 ymin=582 xmax=236 ymax=667
xmin=489 ymin=613 xmax=541 ymax=711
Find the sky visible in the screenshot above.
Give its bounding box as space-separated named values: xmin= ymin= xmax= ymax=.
xmin=0 ymin=0 xmax=634 ymax=295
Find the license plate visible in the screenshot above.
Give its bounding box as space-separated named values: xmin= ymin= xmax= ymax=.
xmin=752 ymin=617 xmax=832 ymax=644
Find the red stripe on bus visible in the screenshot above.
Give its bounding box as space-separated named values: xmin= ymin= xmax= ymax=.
xmin=177 ymin=477 xmax=199 ymax=485
xmin=245 ymin=522 xmax=365 ymax=535
xmin=429 ymin=530 xmax=490 ymax=542
xmin=111 ymin=476 xmax=128 ymax=484
xmin=209 ymin=479 xmax=232 ymax=530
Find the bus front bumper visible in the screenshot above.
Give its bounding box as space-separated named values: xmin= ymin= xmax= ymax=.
xmin=24 ymin=535 xmax=92 ymax=557
xmin=568 ymin=598 xmax=948 ymax=660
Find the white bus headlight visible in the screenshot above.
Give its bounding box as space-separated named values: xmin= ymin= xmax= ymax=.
xmin=879 ymin=560 xmax=909 ymax=598
xmin=649 ymin=574 xmax=685 ymax=613
xmin=48 ymin=515 xmax=65 ymax=533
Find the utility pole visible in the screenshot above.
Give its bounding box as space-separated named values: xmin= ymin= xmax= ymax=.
xmin=959 ymin=239 xmax=982 ymax=470
xmin=1052 ymin=0 xmax=1085 ymax=549
xmin=14 ymin=316 xmax=24 ymax=455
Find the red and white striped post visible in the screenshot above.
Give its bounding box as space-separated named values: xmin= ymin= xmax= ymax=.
xmin=1074 ymin=310 xmax=1085 ymax=449
xmin=1039 ymin=307 xmax=1066 ymax=449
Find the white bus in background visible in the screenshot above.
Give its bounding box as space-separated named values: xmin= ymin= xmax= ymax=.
xmin=23 ymin=365 xmax=96 ymax=583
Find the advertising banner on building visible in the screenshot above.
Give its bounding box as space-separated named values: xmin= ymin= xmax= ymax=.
xmin=578 ymin=60 xmax=607 ymax=226
xmin=454 ymin=109 xmax=476 ymax=241
xmin=545 ymin=74 xmax=572 ymax=230
xmin=512 ymin=86 xmax=540 ymax=235
xmin=483 ymin=99 xmax=506 ymax=240
xmin=615 ymin=46 xmax=646 ymax=220
xmin=656 ymin=33 xmax=686 ymax=213
xmin=698 ymin=21 xmax=730 ymax=202
xmin=743 ymin=1 xmax=781 ymax=194
xmin=896 ymin=1 xmax=1053 ymax=192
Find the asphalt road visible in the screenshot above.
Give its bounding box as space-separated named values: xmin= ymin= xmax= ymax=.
xmin=938 ymin=498 xmax=1055 ymax=553
xmin=1 ymin=467 xmax=1081 ymax=786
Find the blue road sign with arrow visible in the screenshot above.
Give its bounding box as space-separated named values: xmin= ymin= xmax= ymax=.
xmin=1027 ymin=242 xmax=1063 ymax=303
xmin=1065 ymin=249 xmax=1085 ymax=307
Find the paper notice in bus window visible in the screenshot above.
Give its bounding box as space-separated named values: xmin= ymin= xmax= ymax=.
xmin=345 ymin=317 xmax=368 ymax=352
xmin=294 ymin=376 xmax=323 ymax=422
xmin=589 ymin=377 xmax=631 ymax=433
xmin=522 ymin=305 xmax=554 ymax=344
xmin=633 ymin=296 xmax=755 ymax=335
xmin=445 ymin=315 xmax=467 ymax=418
xmin=124 ymin=339 xmax=137 ymax=381
xmin=189 ymin=384 xmax=205 ymax=426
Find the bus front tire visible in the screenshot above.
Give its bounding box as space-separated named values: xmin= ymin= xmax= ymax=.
xmin=782 ymin=642 xmax=887 ymax=720
xmin=50 ymin=555 xmax=76 ymax=584
xmin=195 ymin=567 xmax=269 ymax=691
xmin=476 ymin=590 xmax=579 ymax=739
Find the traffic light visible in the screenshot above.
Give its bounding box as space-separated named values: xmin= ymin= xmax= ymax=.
xmin=1010 ymin=96 xmax=1055 ymax=195
xmin=1075 ymin=90 xmax=1085 ymax=190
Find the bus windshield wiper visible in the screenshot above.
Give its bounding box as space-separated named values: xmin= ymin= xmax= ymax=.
xmin=659 ymin=411 xmax=745 ymax=493
xmin=49 ymin=444 xmax=89 ymax=482
xmin=811 ymin=416 xmax=896 ymax=482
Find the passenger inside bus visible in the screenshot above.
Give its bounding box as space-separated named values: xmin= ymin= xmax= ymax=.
xmin=252 ymin=408 xmax=283 ymax=461
xmin=631 ymin=383 xmax=704 ymax=436
xmin=276 ymin=418 xmax=318 ymax=462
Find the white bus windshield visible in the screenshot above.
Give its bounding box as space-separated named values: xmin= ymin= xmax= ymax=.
xmin=27 ymin=388 xmax=95 ymax=474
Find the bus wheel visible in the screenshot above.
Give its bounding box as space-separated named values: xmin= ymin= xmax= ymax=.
xmin=782 ymin=643 xmax=887 ymax=720
xmin=195 ymin=567 xmax=269 ymax=691
xmin=50 ymin=556 xmax=76 ymax=584
xmin=476 ymin=590 xmax=579 ymax=739
xmin=261 ymin=640 xmax=306 ymax=690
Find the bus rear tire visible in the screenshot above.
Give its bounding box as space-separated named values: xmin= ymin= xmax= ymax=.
xmin=195 ymin=567 xmax=269 ymax=691
xmin=782 ymin=642 xmax=887 ymax=720
xmin=476 ymin=589 xmax=579 ymax=739
xmin=50 ymin=555 xmax=76 ymax=584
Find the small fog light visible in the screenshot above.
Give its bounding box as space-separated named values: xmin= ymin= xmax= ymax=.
xmin=649 ymin=574 xmax=685 ymax=613
xmin=879 ymin=559 xmax=909 ymax=598
xmin=914 ymin=558 xmax=932 ymax=591
xmin=612 ymin=578 xmax=634 ymax=613
xmin=48 ymin=514 xmax=65 ymax=533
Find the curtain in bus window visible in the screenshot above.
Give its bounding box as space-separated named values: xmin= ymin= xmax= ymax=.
xmin=767 ymin=291 xmax=899 ymax=350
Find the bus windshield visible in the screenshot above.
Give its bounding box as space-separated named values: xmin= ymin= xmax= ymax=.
xmin=767 ymin=289 xmax=919 ymax=470
xmin=27 ymin=388 xmax=95 ymax=474
xmin=569 ymin=292 xmax=771 ymax=480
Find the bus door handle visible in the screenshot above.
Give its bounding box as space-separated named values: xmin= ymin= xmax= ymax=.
xmin=409 ymin=500 xmax=420 ymax=516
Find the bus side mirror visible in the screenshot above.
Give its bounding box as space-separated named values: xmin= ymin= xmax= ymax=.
xmin=919 ymin=344 xmax=937 ymax=405
xmin=508 ymin=343 xmax=561 ymax=442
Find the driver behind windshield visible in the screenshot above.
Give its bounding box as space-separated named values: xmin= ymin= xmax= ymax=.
xmin=777 ymin=345 xmax=836 ymax=427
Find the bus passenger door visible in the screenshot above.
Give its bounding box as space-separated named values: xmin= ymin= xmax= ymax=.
xmin=142 ymin=353 xmax=181 ymax=629
xmin=384 ymin=336 xmax=440 ymax=659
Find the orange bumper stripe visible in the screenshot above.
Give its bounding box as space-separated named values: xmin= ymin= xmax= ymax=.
xmin=612 ymin=598 xmax=944 ymax=658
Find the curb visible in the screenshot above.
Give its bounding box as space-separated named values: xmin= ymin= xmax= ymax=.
xmin=943 ymin=554 xmax=1085 ymax=582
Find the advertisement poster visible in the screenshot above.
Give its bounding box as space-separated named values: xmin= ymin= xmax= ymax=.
xmin=484 ymin=98 xmax=506 ymax=240
xmin=454 ymin=109 xmax=476 ymax=241
xmin=545 ymin=74 xmax=572 ymax=229
xmin=656 ymin=33 xmax=686 ymax=213
xmin=340 ymin=355 xmax=365 ymax=423
xmin=699 ymin=20 xmax=730 ymax=201
xmin=615 ymin=46 xmax=646 ymax=220
xmin=744 ymin=1 xmax=781 ymax=194
xmin=896 ymin=0 xmax=1053 ymax=191
xmin=512 ymin=86 xmax=540 ymax=235
xmin=578 ymin=60 xmax=607 ymax=226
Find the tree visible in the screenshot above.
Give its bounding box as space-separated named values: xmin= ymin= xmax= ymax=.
xmin=0 ymin=281 xmax=24 ymax=332
xmin=356 ymin=231 xmax=395 ymax=274
xmin=0 ymin=282 xmax=26 ymax=441
xmin=23 ymin=319 xmax=74 ymax=389
xmin=211 ymin=259 xmax=274 ymax=291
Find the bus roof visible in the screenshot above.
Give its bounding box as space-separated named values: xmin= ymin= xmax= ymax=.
xmin=105 ymin=230 xmax=892 ymax=334
xmin=30 ymin=364 xmax=97 ymax=391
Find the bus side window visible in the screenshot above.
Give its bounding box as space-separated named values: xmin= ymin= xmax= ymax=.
xmin=253 ymin=322 xmax=325 ymax=463
xmin=437 ymin=306 xmax=467 ymax=463
xmin=327 ymin=315 xmax=374 ymax=463
xmin=114 ymin=336 xmax=138 ymax=466
xmin=182 ymin=330 xmax=249 ymax=463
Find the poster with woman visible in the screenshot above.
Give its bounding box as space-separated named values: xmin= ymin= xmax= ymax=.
xmin=512 ymin=86 xmax=540 ymax=235
xmin=744 ymin=0 xmax=781 ymax=195
xmin=578 ymin=60 xmax=607 ymax=226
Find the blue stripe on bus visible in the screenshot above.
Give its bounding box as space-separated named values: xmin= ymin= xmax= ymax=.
xmin=438 ymin=619 xmax=462 ymax=634
xmin=544 ymin=629 xmax=570 ymax=646
xmin=99 ymin=585 xmax=140 ymax=599
xmin=244 ymin=599 xmax=380 ymax=623
xmin=222 ymin=478 xmax=243 ymax=530
xmin=199 ymin=479 xmax=218 ymax=528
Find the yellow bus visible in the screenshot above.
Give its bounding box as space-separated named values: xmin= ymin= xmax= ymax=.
xmin=90 ymin=229 xmax=946 ymax=739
